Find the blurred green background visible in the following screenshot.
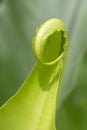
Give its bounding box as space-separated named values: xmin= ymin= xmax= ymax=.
xmin=0 ymin=0 xmax=87 ymax=130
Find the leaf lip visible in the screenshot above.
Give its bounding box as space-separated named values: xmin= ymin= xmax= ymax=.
xmin=32 ymin=18 xmax=68 ymax=66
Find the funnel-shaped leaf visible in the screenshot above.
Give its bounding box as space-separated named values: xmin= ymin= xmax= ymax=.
xmin=0 ymin=18 xmax=68 ymax=130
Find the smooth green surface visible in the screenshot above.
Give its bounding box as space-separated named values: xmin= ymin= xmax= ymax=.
xmin=0 ymin=0 xmax=87 ymax=130
xmin=0 ymin=19 xmax=68 ymax=130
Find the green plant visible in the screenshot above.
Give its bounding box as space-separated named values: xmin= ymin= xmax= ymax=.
xmin=0 ymin=18 xmax=68 ymax=130
xmin=0 ymin=0 xmax=87 ymax=130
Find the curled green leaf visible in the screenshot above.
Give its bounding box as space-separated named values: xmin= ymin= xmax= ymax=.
xmin=33 ymin=18 xmax=67 ymax=65
xmin=0 ymin=18 xmax=68 ymax=130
